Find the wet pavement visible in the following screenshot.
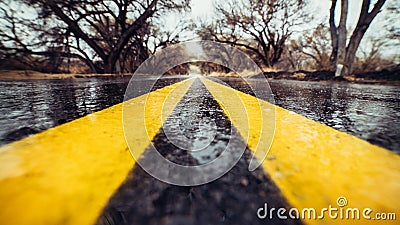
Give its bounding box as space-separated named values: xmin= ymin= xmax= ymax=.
xmin=219 ymin=77 xmax=400 ymax=153
xmin=96 ymin=79 xmax=301 ymax=225
xmin=0 ymin=76 xmax=399 ymax=153
xmin=270 ymin=80 xmax=400 ymax=152
xmin=0 ymin=77 xmax=128 ymax=144
xmin=0 ymin=76 xmax=185 ymax=145
xmin=1 ymin=75 xmax=399 ymax=225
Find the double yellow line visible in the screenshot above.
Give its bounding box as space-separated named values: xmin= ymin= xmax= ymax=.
xmin=0 ymin=77 xmax=399 ymax=225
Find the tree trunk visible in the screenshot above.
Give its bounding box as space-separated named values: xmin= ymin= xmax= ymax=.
xmin=329 ymin=0 xmax=339 ymax=64
xmin=47 ymin=0 xmax=158 ymax=74
xmin=344 ymin=0 xmax=386 ymax=74
xmin=329 ymin=0 xmax=386 ymax=76
xmin=103 ymin=58 xmax=115 ymax=74
xmin=336 ymin=0 xmax=348 ymax=76
xmin=345 ymin=26 xmax=368 ymax=74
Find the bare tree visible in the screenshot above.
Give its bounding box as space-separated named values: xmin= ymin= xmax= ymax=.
xmin=0 ymin=0 xmax=190 ymax=73
xmin=196 ymin=0 xmax=308 ymax=69
xmin=291 ymin=23 xmax=332 ymax=70
xmin=282 ymin=41 xmax=306 ymax=71
xmin=0 ymin=1 xmax=73 ymax=72
xmin=330 ymin=0 xmax=386 ymax=76
xmin=353 ymin=37 xmax=399 ymax=72
xmin=355 ymin=38 xmax=384 ymax=72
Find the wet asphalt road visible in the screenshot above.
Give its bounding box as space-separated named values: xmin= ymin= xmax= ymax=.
xmin=0 ymin=75 xmax=399 ymax=152
xmin=223 ymin=78 xmax=400 ymax=153
xmin=0 ymin=77 xmax=182 ymax=144
xmin=96 ymin=79 xmax=301 ymax=225
xmin=0 ymin=75 xmax=399 ymax=225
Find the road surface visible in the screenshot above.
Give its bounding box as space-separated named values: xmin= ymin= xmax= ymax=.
xmin=0 ymin=76 xmax=399 ymax=225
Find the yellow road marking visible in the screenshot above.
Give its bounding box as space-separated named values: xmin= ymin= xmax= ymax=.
xmin=124 ymin=78 xmax=195 ymax=160
xmin=200 ymin=78 xmax=274 ymax=171
xmin=202 ymin=78 xmax=400 ymax=224
xmin=0 ymin=78 xmax=194 ymax=225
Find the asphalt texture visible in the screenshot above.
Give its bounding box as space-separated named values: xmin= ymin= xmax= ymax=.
xmin=96 ymin=79 xmax=302 ymax=225
xmin=0 ymin=76 xmax=186 ymax=146
xmin=1 ymin=76 xmax=399 ymax=224
xmin=1 ymin=76 xmax=399 ymax=152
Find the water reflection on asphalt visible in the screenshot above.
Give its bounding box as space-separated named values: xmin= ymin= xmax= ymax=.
xmin=222 ymin=78 xmax=400 ymax=153
xmin=0 ymin=76 xmax=399 ymax=153
xmin=0 ymin=77 xmax=129 ymax=144
xmin=159 ymin=79 xmax=232 ymax=165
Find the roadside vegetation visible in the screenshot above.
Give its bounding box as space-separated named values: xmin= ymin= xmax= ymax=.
xmin=0 ymin=0 xmax=398 ymax=81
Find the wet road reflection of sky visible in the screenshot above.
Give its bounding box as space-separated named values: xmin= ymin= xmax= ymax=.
xmin=0 ymin=76 xmax=399 ymax=153
xmin=222 ymin=78 xmax=400 ymax=153
xmin=0 ymin=77 xmax=129 ymax=144
xmin=272 ymin=80 xmax=400 ymax=153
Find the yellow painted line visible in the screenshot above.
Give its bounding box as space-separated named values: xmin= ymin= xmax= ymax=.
xmin=200 ymin=78 xmax=274 ymax=171
xmin=0 ymin=78 xmax=194 ymax=225
xmin=201 ymin=78 xmax=400 ymax=224
xmin=124 ymin=78 xmax=195 ymax=160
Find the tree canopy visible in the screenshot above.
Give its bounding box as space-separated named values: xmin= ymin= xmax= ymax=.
xmin=0 ymin=0 xmax=397 ymax=75
xmin=0 ymin=0 xmax=190 ymax=73
xmin=197 ymin=0 xmax=309 ymax=69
